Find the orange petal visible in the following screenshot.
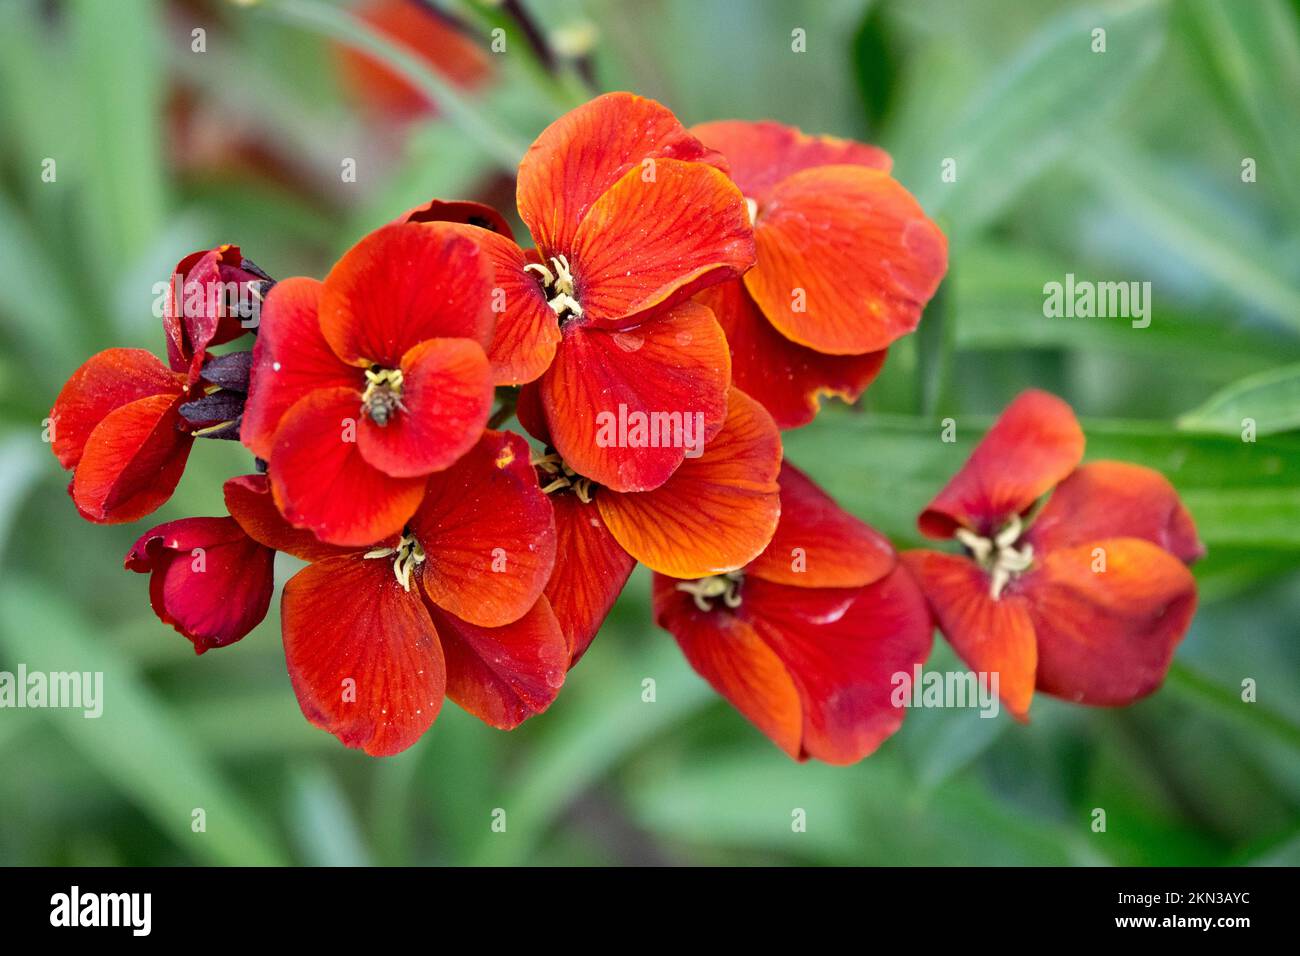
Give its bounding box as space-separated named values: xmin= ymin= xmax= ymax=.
xmin=1021 ymin=538 xmax=1197 ymax=707
xmin=568 ymin=158 xmax=755 ymax=326
xmin=426 ymin=595 xmax=568 ymax=730
xmin=919 ymin=389 xmax=1085 ymax=539
xmin=746 ymin=462 xmax=895 ymax=588
xmin=269 ymin=387 xmax=427 ymax=547
xmin=1027 ymin=461 xmax=1204 ymax=564
xmin=900 ymin=550 xmax=1037 ymax=719
xmin=545 ymin=491 xmax=637 ymax=665
xmin=698 ymin=280 xmax=886 ymax=429
xmin=51 ymin=347 xmax=183 ymax=469
xmin=223 ymin=474 xmax=360 ymax=563
xmin=412 ymin=430 xmax=557 ymax=628
xmin=282 ymin=555 xmax=445 ymax=756
xmin=692 ymin=119 xmax=891 ymax=204
xmin=517 ymin=91 xmax=726 ymax=258
xmin=539 ymin=299 xmax=730 ymax=493
xmin=71 ymin=393 xmax=193 ymax=524
xmin=597 ymin=388 xmax=781 ymax=578
xmin=320 ymin=222 xmax=494 ymax=367
xmin=653 ymin=573 xmax=803 ymax=758
xmin=744 ymin=165 xmax=947 ymax=354
xmin=398 ymin=199 xmax=515 ymax=242
xmin=242 ymin=277 xmax=359 ymax=461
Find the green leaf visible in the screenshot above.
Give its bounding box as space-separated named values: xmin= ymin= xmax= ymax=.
xmin=1178 ymin=363 xmax=1300 ymax=436
xmin=0 ymin=576 xmax=289 ymax=866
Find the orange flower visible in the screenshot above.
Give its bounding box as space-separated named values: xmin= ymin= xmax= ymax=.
xmin=654 ymin=464 xmax=933 ymax=763
xmin=901 ymin=390 xmax=1204 ymax=718
xmin=692 ymin=120 xmax=948 ymax=427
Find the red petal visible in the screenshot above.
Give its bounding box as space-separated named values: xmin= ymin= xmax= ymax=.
xmin=744 ymin=166 xmax=948 ymax=354
xmin=517 ymin=91 xmax=727 ymax=258
xmin=51 ymin=348 xmax=182 ymax=469
xmin=398 ymin=198 xmax=515 ymax=241
xmin=242 ymin=277 xmax=359 ymax=460
xmin=356 ymin=337 xmax=493 ymax=477
xmin=125 ymin=516 xmax=273 ymax=654
xmin=319 ymin=222 xmax=494 ymax=367
xmin=1026 ymin=461 xmax=1204 ymax=564
xmin=538 ymin=299 xmax=730 ymax=493
xmin=692 ymin=119 xmax=891 ymax=204
xmin=412 ymin=430 xmax=557 ymax=627
xmin=597 ymin=388 xmax=781 ymax=578
xmin=282 ymin=555 xmax=445 ymax=756
xmin=568 ymin=158 xmax=755 ymax=326
xmin=919 ymin=389 xmax=1085 ymax=539
xmin=698 ymin=279 xmax=885 ymax=429
xmin=653 ymin=566 xmax=932 ymax=763
xmin=545 ymin=491 xmax=636 ymax=665
xmin=71 ymin=393 xmax=193 ymax=524
xmin=1022 ymin=538 xmax=1197 ymax=706
xmin=747 ymin=462 xmax=895 ymax=589
xmin=900 ymin=550 xmax=1037 ymax=719
xmin=223 ymin=474 xmax=359 ymax=562
xmin=269 ymin=387 xmax=427 ymax=546
xmin=426 ymin=595 xmax=568 ymax=729
xmin=163 ymin=245 xmax=257 ymax=379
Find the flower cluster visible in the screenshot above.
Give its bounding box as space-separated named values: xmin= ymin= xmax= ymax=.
xmin=50 ymin=92 xmax=1200 ymax=760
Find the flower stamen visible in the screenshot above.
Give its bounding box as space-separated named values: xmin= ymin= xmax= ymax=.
xmin=364 ymin=532 xmax=425 ymax=592
xmin=532 ymin=450 xmax=595 ymax=503
xmin=524 ymin=254 xmax=583 ymax=320
xmin=955 ymin=514 xmax=1034 ymax=600
xmin=676 ymin=571 xmax=744 ymax=612
xmin=360 ymin=366 xmax=408 ymax=427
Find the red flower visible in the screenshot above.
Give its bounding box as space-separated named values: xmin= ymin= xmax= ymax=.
xmin=654 ymin=463 xmax=932 ymax=763
xmin=162 ymin=244 xmax=270 ymax=383
xmin=691 ymin=120 xmax=948 ymax=428
xmin=125 ymin=516 xmax=274 ymax=654
xmin=405 ymin=92 xmax=756 ymax=493
xmin=225 ymin=430 xmax=566 ymax=756
xmin=901 ymin=390 xmax=1204 ymax=718
xmin=518 ymin=387 xmax=782 ymax=663
xmin=50 ymin=348 xmax=193 ymax=523
xmin=241 ymin=221 xmax=497 ymax=546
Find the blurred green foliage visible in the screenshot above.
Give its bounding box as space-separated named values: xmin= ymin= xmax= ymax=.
xmin=0 ymin=0 xmax=1296 ymax=866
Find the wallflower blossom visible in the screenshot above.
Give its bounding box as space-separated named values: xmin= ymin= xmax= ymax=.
xmin=241 ymin=221 xmax=497 ymax=546
xmin=125 ymin=516 xmax=274 ymax=654
xmin=654 ymin=463 xmax=932 ymax=763
xmin=224 ymin=430 xmax=565 ymax=755
xmin=691 ymin=120 xmax=948 ymax=428
xmin=901 ymin=390 xmax=1203 ymax=718
xmin=417 ymin=92 xmax=756 ymax=493
xmin=518 ymin=387 xmax=782 ymax=663
xmin=162 ymin=244 xmax=270 ymax=383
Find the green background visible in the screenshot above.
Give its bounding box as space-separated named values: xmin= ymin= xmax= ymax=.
xmin=1 ymin=0 xmax=1297 ymax=866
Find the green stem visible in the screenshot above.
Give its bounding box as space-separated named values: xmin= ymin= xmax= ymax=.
xmin=255 ymin=0 xmax=529 ymax=174
xmin=1164 ymin=660 xmax=1300 ymax=751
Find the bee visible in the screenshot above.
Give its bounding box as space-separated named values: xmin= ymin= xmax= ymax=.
xmin=360 ymin=367 xmax=406 ymax=427
xmin=366 ymin=390 xmax=399 ymax=426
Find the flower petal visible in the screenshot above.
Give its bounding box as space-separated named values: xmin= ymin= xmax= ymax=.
xmin=71 ymin=393 xmax=192 ymax=524
xmin=269 ymin=387 xmax=427 ymax=547
xmin=539 ymin=299 xmax=730 ymax=493
xmin=50 ymin=348 xmax=183 ymax=469
xmin=744 ymin=165 xmax=947 ymax=354
xmin=282 ymin=555 xmax=445 ymax=756
xmin=919 ymin=389 xmax=1085 ymax=539
xmin=900 ymin=550 xmax=1037 ymax=719
xmin=412 ymin=430 xmax=557 ymax=627
xmin=398 ymin=198 xmax=515 ymax=242
xmin=746 ymin=462 xmax=895 ymax=589
xmin=1026 ymin=461 xmax=1204 ymax=563
xmin=125 ymin=516 xmax=274 ymax=654
xmin=692 ymin=119 xmax=891 ymax=204
xmin=545 ymin=491 xmax=637 ymax=665
xmin=356 ymin=337 xmax=493 ymax=477
xmin=223 ymin=474 xmax=360 ymax=562
xmin=597 ymin=388 xmax=781 ymax=578
xmin=569 ymin=159 xmax=755 ymax=326
xmin=163 ymin=244 xmax=260 ymax=380
xmin=319 ymin=222 xmax=494 ymax=367
xmin=242 ymin=276 xmax=359 ymax=460
xmin=517 ymin=91 xmax=726 ymax=257
xmin=1022 ymin=538 xmax=1197 ymax=706
xmin=698 ymin=280 xmax=886 ymax=429
xmin=425 ymin=596 xmax=568 ymax=730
